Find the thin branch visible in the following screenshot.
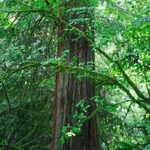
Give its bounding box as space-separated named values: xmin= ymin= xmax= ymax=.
xmin=2 ymin=82 xmax=11 ymax=111
xmin=0 ymin=144 xmax=21 ymax=150
xmin=123 ymin=102 xmax=134 ymax=120
xmin=18 ymin=108 xmax=42 ymax=116
xmin=144 ymin=70 xmax=150 ymax=97
xmin=29 ymin=144 xmax=50 ymax=150
xmin=1 ymin=9 xmax=48 ymax=13
xmin=14 ymin=118 xmax=42 ymax=146
xmin=20 ymin=132 xmax=48 ymax=148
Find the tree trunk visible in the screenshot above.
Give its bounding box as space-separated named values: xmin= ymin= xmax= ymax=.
xmin=51 ymin=1 xmax=100 ymax=150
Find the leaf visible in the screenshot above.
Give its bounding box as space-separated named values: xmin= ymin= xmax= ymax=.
xmin=60 ymin=136 xmax=65 ymax=145
xmin=71 ymin=127 xmax=81 ymax=134
xmin=38 ymin=46 xmax=46 ymax=51
xmin=144 ymin=144 xmax=150 ymax=150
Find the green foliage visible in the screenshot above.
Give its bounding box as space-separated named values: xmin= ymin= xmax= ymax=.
xmin=144 ymin=144 xmax=150 ymax=150
xmin=60 ymin=99 xmax=90 ymax=145
xmin=0 ymin=0 xmax=150 ymax=149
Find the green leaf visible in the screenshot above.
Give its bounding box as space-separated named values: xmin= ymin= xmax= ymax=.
xmin=60 ymin=136 xmax=65 ymax=145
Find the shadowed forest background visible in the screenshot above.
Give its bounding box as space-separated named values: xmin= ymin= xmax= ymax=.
xmin=0 ymin=0 xmax=150 ymax=150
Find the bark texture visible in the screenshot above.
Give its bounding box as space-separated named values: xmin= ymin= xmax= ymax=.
xmin=51 ymin=1 xmax=100 ymax=150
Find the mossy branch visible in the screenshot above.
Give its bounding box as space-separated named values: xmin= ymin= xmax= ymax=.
xmin=20 ymin=132 xmax=49 ymax=148
xmin=14 ymin=118 xmax=42 ymax=146
xmin=0 ymin=144 xmax=21 ymax=150
xmin=57 ymin=14 xmax=149 ymax=103
xmin=29 ymin=144 xmax=50 ymax=150
xmin=1 ymin=60 xmax=149 ymax=112
xmin=2 ymin=82 xmax=11 ymax=111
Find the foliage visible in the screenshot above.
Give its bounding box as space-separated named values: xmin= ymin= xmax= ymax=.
xmin=60 ymin=99 xmax=90 ymax=145
xmin=0 ymin=0 xmax=150 ymax=149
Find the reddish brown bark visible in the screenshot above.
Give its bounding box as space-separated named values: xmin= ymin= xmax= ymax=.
xmin=51 ymin=1 xmax=100 ymax=150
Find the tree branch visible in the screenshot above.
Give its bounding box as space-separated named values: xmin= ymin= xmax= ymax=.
xmin=2 ymin=82 xmax=11 ymax=111
xmin=56 ymin=14 xmax=149 ymax=103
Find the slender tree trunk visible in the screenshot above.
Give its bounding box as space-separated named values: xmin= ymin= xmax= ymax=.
xmin=51 ymin=1 xmax=100 ymax=150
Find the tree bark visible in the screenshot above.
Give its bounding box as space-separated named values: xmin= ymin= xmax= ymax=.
xmin=51 ymin=1 xmax=100 ymax=150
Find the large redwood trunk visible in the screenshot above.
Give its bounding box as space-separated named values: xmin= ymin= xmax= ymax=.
xmin=51 ymin=1 xmax=100 ymax=150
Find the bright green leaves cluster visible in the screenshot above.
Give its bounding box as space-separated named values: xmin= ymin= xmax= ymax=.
xmin=60 ymin=99 xmax=90 ymax=145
